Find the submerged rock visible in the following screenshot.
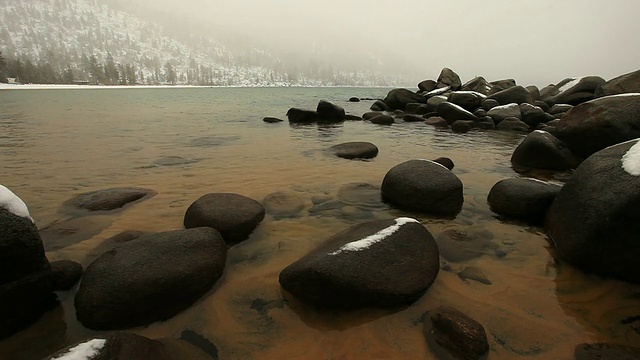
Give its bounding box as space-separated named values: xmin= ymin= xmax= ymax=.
xmin=263 ymin=117 xmax=284 ymax=123
xmin=574 ymin=343 xmax=640 ymax=360
xmin=62 ymin=187 xmax=156 ymax=214
xmin=546 ymin=139 xmax=640 ymax=284
xmin=381 ymin=159 xmax=464 ymax=216
xmin=329 ymin=142 xmax=379 ymax=159
xmin=75 ymin=228 xmax=227 ymax=330
xmin=425 ymin=306 xmax=490 ymax=360
xmin=488 ymin=178 xmax=561 ymax=223
xmin=184 ymin=193 xmax=265 ymax=245
xmin=262 ymin=191 xmax=305 ymax=218
xmin=369 ymin=114 xmax=395 ymax=125
xmin=436 ymin=229 xmax=494 ymax=262
xmin=279 ymin=217 xmax=440 ymax=308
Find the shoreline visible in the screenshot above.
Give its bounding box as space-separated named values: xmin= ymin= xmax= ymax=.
xmin=0 ymin=83 xmax=398 ymax=90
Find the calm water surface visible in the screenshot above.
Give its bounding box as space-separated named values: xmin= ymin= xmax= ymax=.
xmin=0 ymin=87 xmax=638 ymax=359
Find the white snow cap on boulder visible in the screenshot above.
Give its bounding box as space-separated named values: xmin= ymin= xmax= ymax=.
xmin=0 ymin=184 xmax=34 ymax=223
xmin=51 ymin=338 xmax=106 ymax=360
xmin=622 ymin=139 xmax=640 ymax=176
xmin=329 ymin=217 xmax=419 ymax=255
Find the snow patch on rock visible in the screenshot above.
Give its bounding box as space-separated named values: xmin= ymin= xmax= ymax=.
xmin=0 ymin=184 xmax=34 ymax=222
xmin=51 ymin=338 xmax=106 ymax=360
xmin=622 ymin=140 xmax=640 ymax=176
xmin=328 ymin=217 xmax=419 ymax=255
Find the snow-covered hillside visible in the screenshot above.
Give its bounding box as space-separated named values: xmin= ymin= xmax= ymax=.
xmin=0 ymin=0 xmax=400 ymax=86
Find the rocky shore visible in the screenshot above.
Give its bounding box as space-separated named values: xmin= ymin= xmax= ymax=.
xmin=2 ymin=67 xmax=640 ymax=359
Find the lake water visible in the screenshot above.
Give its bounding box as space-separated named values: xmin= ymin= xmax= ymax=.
xmin=0 ymin=87 xmax=638 ymax=359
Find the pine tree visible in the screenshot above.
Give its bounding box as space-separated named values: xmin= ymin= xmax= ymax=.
xmin=63 ymin=65 xmax=74 ymax=84
xmin=0 ymin=51 xmax=7 ymax=82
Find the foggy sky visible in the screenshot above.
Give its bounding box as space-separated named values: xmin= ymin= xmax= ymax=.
xmin=147 ymin=0 xmax=640 ymax=87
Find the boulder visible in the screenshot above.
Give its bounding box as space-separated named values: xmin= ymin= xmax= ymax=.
xmin=473 ymin=108 xmax=486 ymax=117
xmin=337 ymin=183 xmax=384 ymax=208
xmin=448 ymin=91 xmax=486 ymax=111
xmin=344 ymin=114 xmax=362 ymax=121
xmin=425 ymin=306 xmax=489 ymax=360
xmin=426 ymin=86 xmax=451 ymax=98
xmin=383 ymin=88 xmax=426 ymax=110
xmin=50 ymin=260 xmax=83 ymax=291
xmin=329 ymin=142 xmax=379 ymax=159
xmin=554 ymin=94 xmax=640 ymax=158
xmin=574 ymin=343 xmax=640 ymax=360
xmin=451 ymin=120 xmax=475 ymax=133
xmin=381 ymin=159 xmax=464 ymax=216
xmin=432 ymin=157 xmax=454 ymax=170
xmin=496 ymin=117 xmax=529 ymax=132
xmin=437 ymin=102 xmax=478 ymax=124
xmin=548 ymin=104 xmax=573 ymax=115
xmin=184 ymin=193 xmax=265 ymax=245
xmin=546 ymin=139 xmax=640 ymax=283
xmin=287 ymin=108 xmax=319 ymax=123
xmin=40 ymin=216 xmax=113 ymax=251
xmin=425 ymin=116 xmax=448 ymax=127
xmin=533 ymin=100 xmax=550 ymax=112
xmin=436 ymin=229 xmax=495 ymax=262
xmin=595 ymin=69 xmax=640 ymax=97
xmin=370 ymin=100 xmax=389 ymax=111
xmin=279 ymin=217 xmax=440 ymax=308
xmin=511 ymin=130 xmax=576 ymax=170
xmin=477 ymin=117 xmax=495 ymax=129
xmin=489 ymin=79 xmax=517 ymax=93
xmin=0 ymin=207 xmax=48 ymax=284
xmin=418 ymin=79 xmax=437 ymax=92
xmin=487 ymin=103 xmax=521 ymax=123
xmin=348 ymin=97 xmax=360 ymax=102
xmin=404 ymin=102 xmax=426 ymax=113
xmin=263 ymin=117 xmax=283 ymax=123
xmin=542 ymin=76 xmax=606 ymax=106
xmin=526 ymin=85 xmax=540 ymax=101
xmin=487 ymin=85 xmax=532 ymax=105
xmin=481 ymin=98 xmax=499 ymax=110
xmin=43 ymin=332 xmax=213 ymax=360
xmin=82 ymin=230 xmax=146 ymax=266
xmin=403 ymin=114 xmax=426 ymax=123
xmin=370 ymin=114 xmax=395 ymax=125
xmin=62 ymin=187 xmax=156 ymax=214
xmin=316 ymin=100 xmax=346 ymax=121
xmin=262 ymin=191 xmax=305 ymax=219
xmin=362 ymin=111 xmax=382 ymax=120
xmin=488 ymin=178 xmax=561 ymax=223
xmin=461 ymin=76 xmax=492 ymax=95
xmin=519 ymin=103 xmax=553 ymax=126
xmin=75 ymin=227 xmax=227 ymax=330
xmin=436 ymin=67 xmax=462 ymax=90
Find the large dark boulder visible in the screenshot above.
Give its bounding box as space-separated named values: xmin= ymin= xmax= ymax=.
xmin=451 ymin=120 xmax=475 ymax=133
xmin=595 ymin=69 xmax=640 ymax=97
xmin=511 ymin=130 xmax=577 ymax=170
xmin=369 ymin=114 xmax=395 ymax=125
xmin=50 ymin=260 xmax=83 ymax=291
xmin=448 ymin=91 xmax=486 ymax=111
xmin=546 ymin=139 xmax=640 ymax=283
xmin=425 ymin=306 xmax=489 ymax=360
xmin=383 ymin=88 xmax=426 ymax=110
xmin=519 ymin=103 xmax=553 ymax=126
xmin=279 ymin=217 xmax=439 ymax=308
xmin=418 ymin=79 xmax=437 ymax=92
xmin=330 ymin=142 xmax=379 ymax=159
xmin=541 ymin=76 xmax=606 ymax=106
xmin=370 ymin=100 xmax=389 ymax=111
xmin=381 ymin=159 xmax=464 ymax=216
xmin=487 ymin=85 xmax=532 ymax=105
xmin=436 ymin=102 xmax=478 ymax=124
xmin=461 ymin=76 xmax=492 ymax=95
xmin=489 ymin=79 xmax=517 ymax=93
xmin=488 ymin=178 xmax=561 ymax=223
xmin=487 ymin=103 xmax=521 ymax=123
xmin=436 ymin=67 xmax=462 ymax=90
xmin=553 ymin=94 xmax=640 ymax=159
xmin=62 ymin=187 xmax=156 ymax=214
xmin=184 ymin=193 xmax=265 ymax=245
xmin=43 ymin=332 xmax=213 ymax=360
xmin=75 ymin=227 xmax=227 ymax=330
xmin=0 ymin=209 xmax=48 ymax=284
xmin=286 ymin=108 xmax=319 ymax=123
xmin=316 ymin=100 xmax=346 ymax=121
xmin=496 ymin=117 xmax=529 ymax=132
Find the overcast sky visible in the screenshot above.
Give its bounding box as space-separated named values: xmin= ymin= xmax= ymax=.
xmin=149 ymin=0 xmax=640 ymax=87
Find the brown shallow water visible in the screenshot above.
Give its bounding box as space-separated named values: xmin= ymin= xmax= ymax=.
xmin=0 ymin=87 xmax=639 ymax=359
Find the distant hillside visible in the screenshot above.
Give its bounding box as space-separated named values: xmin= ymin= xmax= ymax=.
xmin=0 ymin=0 xmax=404 ymax=86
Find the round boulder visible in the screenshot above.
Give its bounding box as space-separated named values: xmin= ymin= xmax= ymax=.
xmin=184 ymin=193 xmax=265 ymax=245
xmin=330 ymin=142 xmax=379 ymax=160
xmin=316 ymin=100 xmax=346 ymax=121
xmin=50 ymin=260 xmax=83 ymax=291
xmin=554 ymin=94 xmax=640 ymax=159
xmin=546 ymin=139 xmax=640 ymax=283
xmin=425 ymin=306 xmax=489 ymax=360
xmin=62 ymin=187 xmax=156 ymax=214
xmin=511 ymin=130 xmax=577 ymax=170
xmin=448 ymin=91 xmax=486 ymax=111
xmin=496 ymin=117 xmax=529 ymax=132
xmin=75 ymin=227 xmax=227 ymax=330
xmin=369 ymin=114 xmax=395 ymax=125
xmin=595 ymin=69 xmax=640 ymax=97
xmin=488 ymin=178 xmax=562 ymax=223
xmin=487 ymin=103 xmax=521 ymax=123
xmin=383 ymin=88 xmax=426 ymax=110
xmin=425 ymin=116 xmax=448 ymax=127
xmin=436 ymin=102 xmax=478 ymax=124
xmin=370 ymin=100 xmax=389 ymax=112
xmin=487 ymin=85 xmax=532 ymax=105
xmin=262 ymin=191 xmax=305 ymax=218
xmin=381 ymin=159 xmax=464 ymax=216
xmin=279 ymin=217 xmax=440 ymax=308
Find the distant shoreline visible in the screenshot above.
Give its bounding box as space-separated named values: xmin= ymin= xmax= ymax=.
xmin=0 ymin=83 xmax=397 ymax=90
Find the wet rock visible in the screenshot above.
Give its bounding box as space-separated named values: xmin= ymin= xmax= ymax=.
xmin=542 ymin=76 xmax=606 ymax=106
xmin=546 ymin=139 xmax=640 ymax=284
xmin=461 ymin=76 xmax=493 ymax=95
xmin=0 ymin=208 xmax=49 ymax=284
xmin=595 ymin=69 xmax=640 ymax=97
xmin=425 ymin=306 xmax=489 ymax=360
xmin=370 ymin=100 xmax=389 ymax=111
xmin=436 ymin=229 xmax=494 ymax=262
xmin=189 ymin=135 xmax=240 ymax=147
xmin=184 ymin=193 xmax=265 ymax=245
xmin=519 ymin=103 xmax=553 ymax=126
xmin=487 ymin=85 xmax=532 ymax=105
xmin=308 ymin=199 xmax=344 ymax=216
xmin=451 ymin=120 xmax=475 ymax=133
xmin=448 ymin=91 xmax=486 ymax=111
xmin=43 ymin=332 xmax=214 ymax=360
xmin=50 ymin=260 xmax=83 ymax=291
xmin=344 ymin=114 xmax=362 ymax=121
xmin=362 ymin=111 xmax=382 ymax=120
xmin=437 ymin=102 xmax=478 ymax=124
xmin=381 ymin=159 xmax=464 ymax=216
xmin=330 ymin=142 xmax=379 ymax=160
xmin=496 ymin=117 xmax=529 ymax=132
xmin=279 ymin=217 xmax=440 ymax=308
xmin=62 ymin=187 xmax=155 ymax=214
xmin=418 ymin=79 xmax=438 ymax=92
xmin=262 ymin=191 xmax=305 ymax=218
xmin=337 ymin=183 xmax=384 ymax=208
xmin=40 ymin=216 xmax=113 ymax=251
xmin=425 ymin=116 xmax=448 ymax=127
xmin=151 ymin=156 xmax=199 ymax=167
xmin=436 ymin=67 xmax=462 ymax=90
xmin=370 ymin=114 xmax=395 ymax=125
xmin=316 ymin=100 xmax=346 ymax=121
xmin=481 ymin=98 xmax=500 ymax=110
xmin=511 ymin=130 xmax=577 ymax=171
xmin=286 ymin=108 xmax=319 ymax=123
xmin=487 ymin=103 xmax=521 ymax=123
xmin=75 ymin=227 xmax=227 ymax=330
xmin=488 ymin=178 xmax=561 ymax=223
xmin=554 ymin=94 xmax=640 ymax=158
xmin=348 ymin=97 xmax=360 ymax=102
xmin=432 ymin=157 xmax=454 ymax=170
xmin=477 ymin=117 xmax=496 ymax=129
xmin=263 ymin=117 xmax=284 ymax=123
xmin=383 ymin=88 xmax=426 ymax=110
xmin=82 ymin=230 xmax=146 ymax=266
xmin=574 ymin=343 xmax=640 ymax=360
xmin=458 ymin=267 xmax=492 ymax=285
xmin=526 ymin=85 xmax=540 ymax=101
xmin=403 ymin=114 xmax=426 ymax=122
